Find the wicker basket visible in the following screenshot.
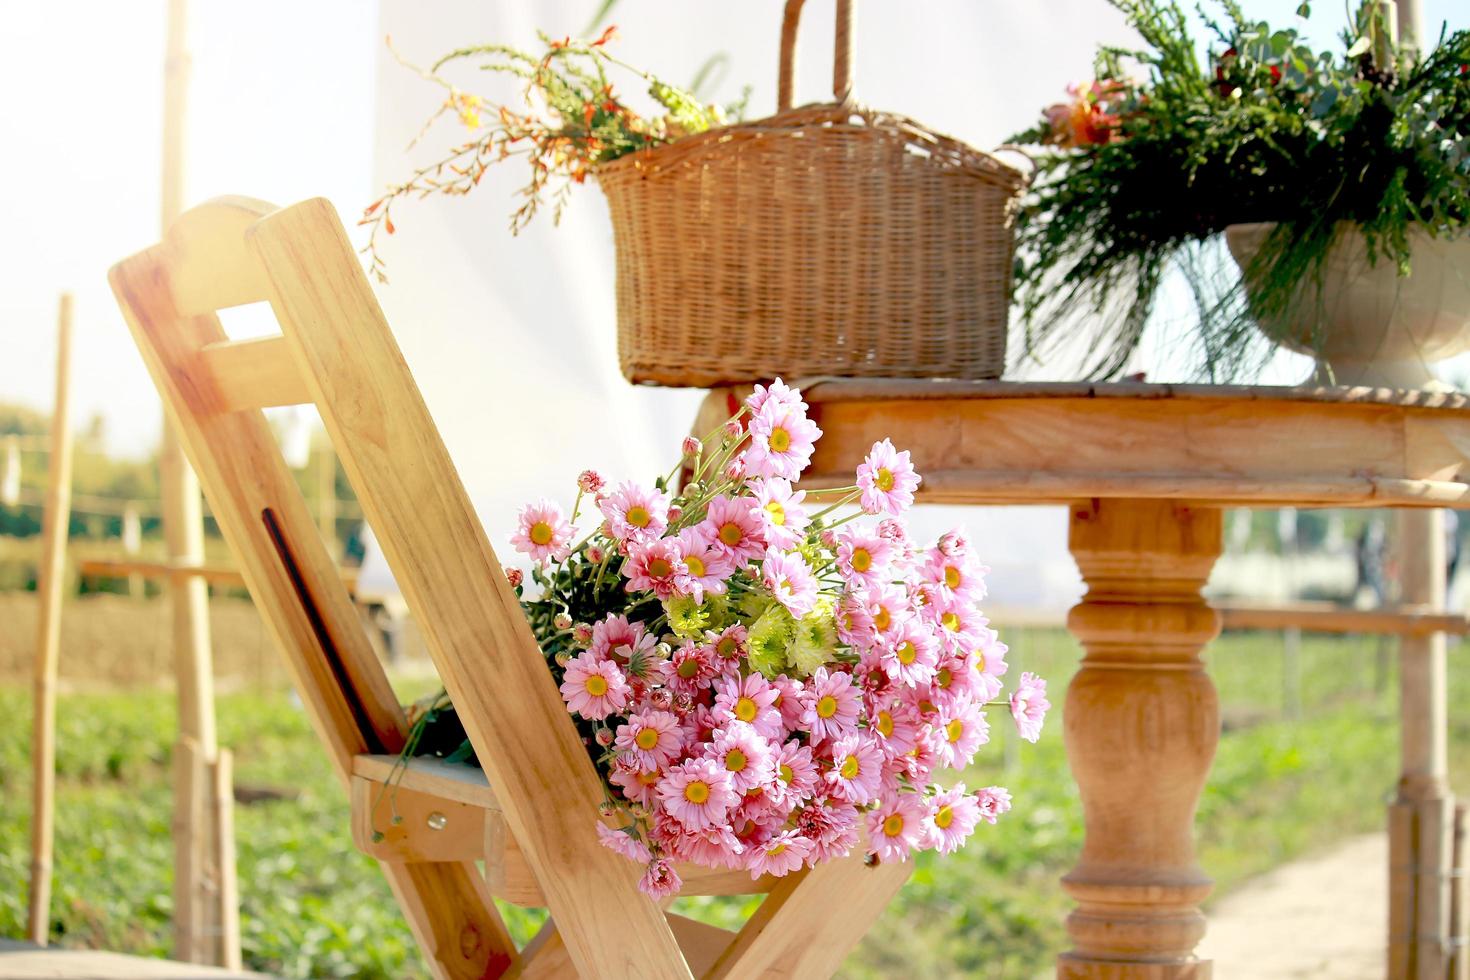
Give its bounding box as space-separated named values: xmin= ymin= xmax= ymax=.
xmin=596 ymin=0 xmax=1028 ymax=388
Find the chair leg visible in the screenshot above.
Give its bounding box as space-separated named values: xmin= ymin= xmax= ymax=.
xmin=381 ymin=860 xmax=519 ymax=979
xmin=704 ymin=853 xmax=912 ymax=979
xmin=510 ymin=912 xmax=736 ymax=979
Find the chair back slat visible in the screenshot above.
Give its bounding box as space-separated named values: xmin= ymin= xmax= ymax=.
xmin=247 ymin=198 xmax=691 ymax=979
xmin=198 ymin=336 xmax=313 ymax=411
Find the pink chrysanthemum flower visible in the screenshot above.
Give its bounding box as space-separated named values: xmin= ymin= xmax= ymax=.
xmin=608 ymin=765 xmax=664 ymax=807
xmin=796 ymin=795 xmax=860 ymax=862
xmin=928 ymin=784 xmax=983 ymax=855
xmin=658 ymin=819 xmax=745 ymax=869
xmin=931 ymin=597 xmax=987 ymax=657
xmin=712 ymin=673 xmax=783 ymax=740
xmin=971 ymin=632 xmax=1010 ymax=701
xmin=638 ymin=858 xmax=682 ymax=899
xmin=770 ymin=674 xmax=807 ymax=734
xmin=707 ymin=624 xmax=749 ymax=672
xmin=834 ymin=527 xmax=894 ymax=591
xmin=672 ymin=527 xmax=735 ymax=601
xmin=975 ymin=785 xmax=1013 ymax=825
xmin=761 ymin=549 xmax=819 ymax=619
xmin=599 ymin=481 xmax=669 ymax=541
xmin=770 ymin=739 xmax=819 ymax=809
xmin=1010 ymin=671 xmax=1050 ymax=743
xmin=748 ymin=478 xmax=811 ymax=550
xmin=930 ymin=652 xmax=980 ymax=709
xmin=658 ymin=757 xmax=738 ymax=831
xmin=699 ymin=494 xmax=766 ymax=564
xmin=745 ymin=398 xmax=822 ymax=481
xmin=577 ymin=469 xmax=605 ymax=494
xmin=745 ymin=829 xmax=814 ymax=880
xmin=614 ymin=709 xmax=685 ymax=770
xmin=866 ymin=793 xmax=930 ymax=863
xmin=879 ymin=617 xmax=940 ymax=687
xmin=745 ymin=378 xmax=806 ymax=417
xmin=510 ymin=499 xmax=574 ymax=563
xmin=855 ymin=438 xmax=921 ymax=516
xmin=666 ymin=641 xmax=718 ymax=697
xmin=930 ymin=696 xmax=990 ymax=770
xmin=868 ymin=698 xmax=922 ymax=758
xmin=706 ymin=722 xmax=776 ymax=793
xmin=559 ymin=653 xmax=630 ymax=720
xmin=896 ymin=738 xmax=938 ymax=787
xmin=622 ymin=536 xmax=687 ymax=600
xmin=595 ymin=821 xmax=652 ymax=863
xmin=824 ymin=733 xmax=885 ymax=805
xmin=589 ymin=614 xmax=649 ymax=663
xmin=801 ymin=667 xmax=861 ymax=744
xmin=864 ymin=583 xmax=911 ymax=648
xmin=937 ymin=527 xmax=971 ymax=559
xmin=921 ymin=548 xmax=989 ymax=604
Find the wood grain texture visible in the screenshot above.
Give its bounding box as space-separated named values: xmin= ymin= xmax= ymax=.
xmin=109 ymin=199 xmax=516 ymax=980
xmin=696 ymin=379 xmax=1470 ymax=508
xmin=247 ymin=198 xmax=690 ymax=979
xmin=1058 ymin=500 xmax=1221 ymax=979
xmin=705 ymin=849 xmax=912 ymax=979
xmin=197 ymin=336 xmax=312 ymax=412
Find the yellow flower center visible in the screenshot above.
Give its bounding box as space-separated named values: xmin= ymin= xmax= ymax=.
xmin=734 ymin=697 xmax=759 ymax=722
xmin=873 ymin=607 xmax=891 ymax=632
xmin=637 ymin=770 xmax=660 ymax=786
xmin=941 ymin=612 xmax=960 ymax=632
xmin=684 ymin=780 xmax=710 ymax=804
xmin=918 ymin=700 xmax=937 ymax=715
xmin=635 ymin=728 xmax=660 ymax=751
xmin=725 ymin=749 xmax=748 ymax=772
xmin=851 ymin=548 xmax=872 ymax=572
xmin=816 ymin=695 xmax=838 ymax=719
xmin=778 ymin=763 xmax=794 ymax=784
xmin=530 ymin=521 xmax=554 ymax=546
xmin=768 ymin=842 xmax=788 ymax=857
xmin=764 ymin=501 xmax=787 ymax=526
xmin=934 ymin=805 xmax=954 ymax=830
xmin=876 ymin=710 xmax=894 ymax=737
xmin=677 ymin=658 xmax=701 ymax=679
xmin=716 ymin=636 xmax=738 ymax=658
xmin=882 ymin=813 xmax=904 ymax=837
xmin=684 ymin=554 xmax=705 ymax=577
xmin=584 ymin=675 xmax=609 ymax=697
xmin=944 ymin=565 xmax=961 ymax=590
xmin=840 ymin=755 xmax=861 ymax=779
xmin=718 ymin=522 xmax=743 ymax=547
xmin=974 ymin=652 xmax=986 ymax=674
xmin=626 ymin=505 xmax=651 ymax=528
xmin=945 ymin=718 xmax=965 ymax=743
xmin=768 ymin=427 xmax=792 ymax=453
xmin=647 ymin=557 xmax=672 ymax=578
xmin=876 ymin=467 xmax=895 ymax=492
xmin=896 ymin=641 xmax=918 ymax=665
xmin=937 ymin=667 xmax=953 ymax=689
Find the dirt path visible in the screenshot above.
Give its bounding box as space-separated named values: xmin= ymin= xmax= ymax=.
xmin=1199 ymin=833 xmax=1385 ymax=978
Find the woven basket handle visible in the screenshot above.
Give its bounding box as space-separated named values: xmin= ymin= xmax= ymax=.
xmin=777 ymin=0 xmax=854 ymax=112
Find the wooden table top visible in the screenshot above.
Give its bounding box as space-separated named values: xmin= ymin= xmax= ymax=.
xmin=695 ymin=381 xmax=1470 ymax=509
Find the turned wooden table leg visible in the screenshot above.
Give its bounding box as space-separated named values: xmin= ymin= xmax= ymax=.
xmin=1058 ymin=499 xmax=1223 ymax=979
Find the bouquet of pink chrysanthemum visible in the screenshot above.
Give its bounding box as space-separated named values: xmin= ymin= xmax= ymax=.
xmin=423 ymin=380 xmax=1048 ymax=897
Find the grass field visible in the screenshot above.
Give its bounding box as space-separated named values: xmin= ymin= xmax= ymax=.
xmin=2 ymin=626 xmax=1467 ymax=978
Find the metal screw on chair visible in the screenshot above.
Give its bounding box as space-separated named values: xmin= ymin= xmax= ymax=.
xmin=426 ymin=811 xmax=448 ymax=831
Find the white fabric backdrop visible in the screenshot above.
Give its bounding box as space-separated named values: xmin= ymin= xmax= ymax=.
xmin=366 ymin=1 xmax=1138 ymax=606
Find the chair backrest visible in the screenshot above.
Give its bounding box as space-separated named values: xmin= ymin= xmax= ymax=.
xmin=109 ymin=196 xmax=690 ymax=978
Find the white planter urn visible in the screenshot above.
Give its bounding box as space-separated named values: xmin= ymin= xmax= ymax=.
xmin=1224 ymin=222 xmax=1470 ymax=389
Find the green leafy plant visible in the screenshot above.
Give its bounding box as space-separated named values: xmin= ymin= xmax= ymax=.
xmin=1009 ymin=0 xmax=1470 ymax=380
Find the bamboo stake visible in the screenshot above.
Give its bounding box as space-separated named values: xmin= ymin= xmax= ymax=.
xmin=26 ymin=293 xmax=75 ymax=944
xmin=158 ymin=0 xmax=235 ymax=965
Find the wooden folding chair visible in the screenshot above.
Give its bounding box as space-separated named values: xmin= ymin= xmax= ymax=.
xmin=108 ymin=196 xmax=911 ymax=978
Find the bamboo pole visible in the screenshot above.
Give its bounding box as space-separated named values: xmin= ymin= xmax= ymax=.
xmin=158 ymin=0 xmax=237 ymax=965
xmin=26 ymin=293 xmax=75 ymax=944
xmin=1391 ymin=508 xmax=1456 ymax=979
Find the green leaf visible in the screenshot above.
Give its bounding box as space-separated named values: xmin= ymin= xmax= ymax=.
xmin=1296 ymin=2 xmax=1311 ymax=17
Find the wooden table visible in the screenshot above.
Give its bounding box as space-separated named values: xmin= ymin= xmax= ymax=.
xmin=695 ymin=380 xmax=1470 ymax=978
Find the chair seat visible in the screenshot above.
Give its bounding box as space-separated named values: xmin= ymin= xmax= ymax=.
xmin=350 ymin=754 xmax=776 ymax=906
